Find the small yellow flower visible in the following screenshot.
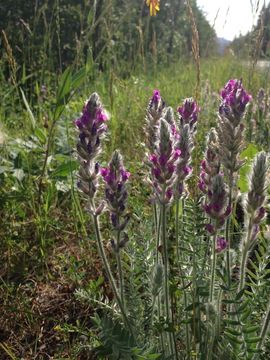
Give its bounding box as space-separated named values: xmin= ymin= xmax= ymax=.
xmin=146 ymin=0 xmax=160 ymax=16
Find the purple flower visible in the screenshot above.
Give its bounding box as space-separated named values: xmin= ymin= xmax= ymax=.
xmin=166 ymin=187 xmax=173 ymax=200
xmin=75 ymin=93 xmax=109 ymax=205
xmin=198 ymin=179 xmax=206 ymax=193
xmin=174 ymin=124 xmax=194 ymax=199
xmin=219 ymin=79 xmax=252 ymax=119
xmin=255 ymin=206 xmax=266 ymax=222
xmin=202 ymin=174 xmax=230 ymax=227
xmin=101 ymin=150 xmax=130 ymax=232
xmin=198 ymin=129 xmax=220 ymax=195
xmin=216 ymin=237 xmax=228 ymax=253
xmin=149 ymin=119 xmax=178 ymax=205
xmin=205 ymin=223 xmax=215 ymax=234
xmin=75 ymin=93 xmax=109 ymax=161
xmin=152 ymin=89 xmax=161 ymax=103
xmin=177 ymin=98 xmax=200 ymax=129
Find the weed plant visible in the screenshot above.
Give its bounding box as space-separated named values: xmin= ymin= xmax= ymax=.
xmin=71 ymin=76 xmax=270 ymax=359
xmin=1 ymin=58 xmax=270 ymax=358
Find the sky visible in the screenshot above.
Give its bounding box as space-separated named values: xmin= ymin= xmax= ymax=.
xmin=197 ymin=0 xmax=269 ymax=41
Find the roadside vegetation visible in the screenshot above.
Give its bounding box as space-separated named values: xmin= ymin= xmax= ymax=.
xmin=1 ymin=1 xmax=270 ymax=359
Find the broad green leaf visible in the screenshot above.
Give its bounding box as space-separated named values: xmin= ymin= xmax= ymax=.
xmin=20 ymin=88 xmax=36 ymax=129
xmin=72 ymin=67 xmax=87 ymax=90
xmin=51 ymin=160 xmax=78 ymax=178
xmin=56 ymin=66 xmax=72 ymax=103
xmin=35 ymin=128 xmax=47 ymax=144
xmin=53 ymin=104 xmax=66 ymax=121
xmin=238 ymin=144 xmax=259 ymax=192
xmin=240 ymin=143 xmax=259 ymax=160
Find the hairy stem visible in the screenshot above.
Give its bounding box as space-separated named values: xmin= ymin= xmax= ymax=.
xmin=92 ymin=213 xmax=132 ymax=334
xmin=176 ymin=197 xmax=190 ymax=359
xmin=238 ymin=216 xmax=253 ymax=292
xmin=116 ymin=225 xmax=125 ymax=309
xmin=161 ymin=200 xmax=175 ymax=358
xmin=225 ymin=185 xmax=233 ymax=287
xmin=210 ymin=232 xmax=218 ymax=302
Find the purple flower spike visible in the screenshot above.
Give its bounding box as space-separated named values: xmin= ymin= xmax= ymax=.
xmin=174 ymin=149 xmax=181 ymax=159
xmin=177 ymin=97 xmax=200 ymax=130
xmin=152 ymin=89 xmax=161 ymax=103
xmin=96 ymin=108 xmax=109 ymax=123
xmin=216 ymin=237 xmax=228 ymax=253
xmin=205 ymin=223 xmax=215 ymax=234
xmin=202 ymin=174 xmax=230 ymax=228
xmin=120 ymin=169 xmax=130 ymax=182
xmin=75 ymin=93 xmax=109 ymax=207
xmin=198 ymin=179 xmax=206 ymax=193
xmin=166 ymin=187 xmax=173 ymax=200
xmin=149 ymin=119 xmax=179 ymax=205
xmin=219 ymin=79 xmax=252 ymax=120
xmin=75 ymin=93 xmax=110 ymax=161
xmin=102 ymin=150 xmax=130 ymax=233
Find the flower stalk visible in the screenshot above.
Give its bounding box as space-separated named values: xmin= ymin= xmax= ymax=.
xmin=74 ymin=94 xmax=131 ymax=333
xmin=101 ymin=150 xmax=131 ymax=309
xmin=217 ymin=79 xmax=252 ymax=285
xmin=238 ymin=152 xmax=268 ymax=292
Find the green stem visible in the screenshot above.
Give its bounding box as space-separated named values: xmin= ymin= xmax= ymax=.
xmin=161 ymin=200 xmax=175 ymax=358
xmin=92 ymin=213 xmax=132 ymax=334
xmin=157 ymin=295 xmax=166 ymax=354
xmin=176 ymin=197 xmax=190 ymax=359
xmin=154 ymin=203 xmax=158 ymax=234
xmin=175 ymin=199 xmax=180 ymax=261
xmin=210 ymin=232 xmax=218 ymax=302
xmin=155 ymin=206 xmax=162 ymax=264
xmin=116 ymin=225 xmax=125 ymax=308
xmin=116 ymin=250 xmax=125 ymax=307
xmin=238 ymin=216 xmax=253 ymax=292
xmin=225 ymin=186 xmax=233 ymax=287
xmin=154 ymin=203 xmax=164 ymax=354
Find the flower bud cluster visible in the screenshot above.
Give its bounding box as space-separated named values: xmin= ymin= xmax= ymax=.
xmin=75 ymin=93 xmax=109 ymax=211
xmin=217 ymin=79 xmax=251 ymax=180
xmin=177 ymin=97 xmax=200 ymax=132
xmin=203 ymin=174 xmax=231 ymax=235
xmin=144 ymin=89 xmax=166 ymax=155
xmin=219 ymin=79 xmax=252 ymax=124
xmin=75 ymin=93 xmax=109 ymax=161
xmin=198 ymin=129 xmax=220 ymax=194
xmin=164 ymin=106 xmax=178 ymax=139
xmin=173 ymin=98 xmax=199 ymax=197
xmin=256 ymin=88 xmax=266 ymax=115
xmin=145 ymin=92 xmax=199 ymax=203
xmin=174 ymin=124 xmax=193 ymax=198
xmin=101 ymin=150 xmax=130 ymax=252
xmin=149 ymin=119 xmax=181 ymax=205
xmin=216 ymin=236 xmax=227 ymax=253
xmin=244 ymin=152 xmax=268 ymax=245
